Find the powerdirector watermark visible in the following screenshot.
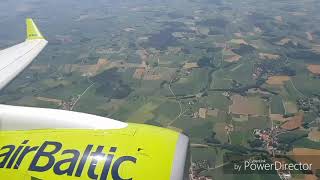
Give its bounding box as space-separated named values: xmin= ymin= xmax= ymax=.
xmin=222 ymin=154 xmax=317 ymax=175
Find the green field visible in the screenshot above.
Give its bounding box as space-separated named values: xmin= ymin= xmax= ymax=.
xmin=1 ymin=0 xmax=320 ymax=179
xmin=201 ymin=92 xmax=232 ymax=111
xmin=270 ymin=95 xmax=285 ymax=114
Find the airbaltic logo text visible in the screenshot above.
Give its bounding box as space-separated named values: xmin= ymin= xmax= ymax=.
xmin=0 ymin=140 xmax=137 ymax=180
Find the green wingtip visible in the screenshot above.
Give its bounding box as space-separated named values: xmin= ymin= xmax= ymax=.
xmin=26 ymin=18 xmax=45 ymax=40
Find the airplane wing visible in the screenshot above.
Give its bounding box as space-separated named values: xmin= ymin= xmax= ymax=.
xmin=0 ymin=18 xmax=47 ymax=90
xmin=0 ymin=105 xmax=189 ymax=180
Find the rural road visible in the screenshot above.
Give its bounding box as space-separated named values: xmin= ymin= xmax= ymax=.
xmin=167 ymin=82 xmax=188 ymax=126
xmin=71 ymin=82 xmax=95 ymax=110
xmin=289 ymin=79 xmax=306 ymax=98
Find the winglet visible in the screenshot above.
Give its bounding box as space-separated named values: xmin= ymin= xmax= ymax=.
xmin=26 ymin=18 xmax=45 ymax=40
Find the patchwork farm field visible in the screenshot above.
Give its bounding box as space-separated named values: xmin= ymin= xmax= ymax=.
xmin=229 ymin=95 xmax=268 ymax=116
xmin=1 ymin=0 xmax=320 ymax=179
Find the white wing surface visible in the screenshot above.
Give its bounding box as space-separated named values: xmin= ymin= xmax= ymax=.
xmin=0 ymin=18 xmax=47 ymax=90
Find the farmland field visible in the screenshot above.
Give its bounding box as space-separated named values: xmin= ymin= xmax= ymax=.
xmin=270 ymin=95 xmax=285 ymax=114
xmin=1 ymin=0 xmax=320 ymax=179
xmin=229 ymin=95 xmax=268 ymax=116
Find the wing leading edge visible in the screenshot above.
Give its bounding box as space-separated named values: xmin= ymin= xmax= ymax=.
xmin=0 ymin=18 xmax=47 ymax=90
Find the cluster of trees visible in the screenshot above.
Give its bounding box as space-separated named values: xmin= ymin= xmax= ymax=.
xmin=287 ymin=49 xmax=320 ymax=62
xmin=277 ymin=130 xmax=308 ymax=145
xmin=255 ymin=60 xmax=296 ymax=77
xmin=197 ymin=57 xmax=215 ymax=68
xmin=141 ymin=29 xmax=179 ymax=50
xmin=204 ymin=131 xmax=221 ymax=144
xmin=92 ymin=68 xmax=132 ymax=99
xmin=248 ymin=139 xmax=263 ymax=148
xmin=197 ymin=17 xmax=229 ymax=28
xmin=232 ymin=44 xmax=255 ymax=55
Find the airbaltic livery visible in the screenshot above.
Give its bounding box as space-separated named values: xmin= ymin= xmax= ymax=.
xmin=0 ymin=19 xmax=190 ymax=180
